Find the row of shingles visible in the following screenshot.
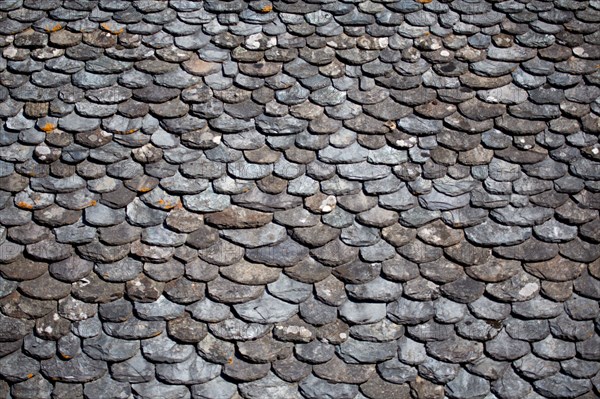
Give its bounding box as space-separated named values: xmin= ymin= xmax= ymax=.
xmin=0 ymin=1 xmax=354 ymax=398
xmin=172 ymin=1 xmax=460 ymax=398
xmin=160 ymin=12 xmax=321 ymax=392
xmin=52 ymin=1 xmax=254 ymax=396
xmin=270 ymin=1 xmax=600 ymax=398
xmin=99 ymin=0 xmax=600 ymax=396
xmin=0 ymin=8 xmax=104 ymax=396
xmin=172 ymin=2 xmax=600 ymax=396
xmin=0 ymin=0 xmax=324 ymax=396
xmin=216 ymin=3 xmax=468 ymax=399
xmin=213 ymin=6 xmax=421 ymax=394
xmin=7 ymin=0 xmax=338 ymax=396
xmin=0 ymin=7 xmax=133 ymax=397
xmin=38 ymin=1 xmax=600 ymax=398
xmin=203 ymin=1 xmax=600 ymax=398
xmin=442 ymin=3 xmax=593 ymax=396
xmin=390 ymin=2 xmax=600 ymax=396
xmin=0 ymin=1 xmax=225 ymax=398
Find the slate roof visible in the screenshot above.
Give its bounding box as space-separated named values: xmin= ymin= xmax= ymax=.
xmin=0 ymin=0 xmax=599 ymax=398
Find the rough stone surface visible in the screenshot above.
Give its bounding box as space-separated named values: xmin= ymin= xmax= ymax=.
xmin=0 ymin=3 xmax=598 ymax=398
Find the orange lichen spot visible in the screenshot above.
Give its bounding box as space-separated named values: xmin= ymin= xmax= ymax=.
xmin=46 ymin=23 xmax=62 ymax=32
xmin=88 ymin=200 xmax=97 ymax=207
xmin=158 ymin=199 xmax=177 ymax=209
xmin=16 ymin=201 xmax=33 ymax=209
xmin=174 ymin=200 xmax=184 ymax=210
xmin=384 ymin=120 xmax=397 ymax=130
xmin=100 ymin=23 xmax=124 ymax=35
xmin=115 ymin=128 xmax=137 ymax=135
xmin=416 ymin=0 xmax=432 ymax=3
xmin=139 ymin=186 xmax=152 ymax=193
xmin=40 ymin=123 xmax=56 ymax=132
xmin=260 ymin=4 xmax=273 ymax=12
xmin=227 ymin=357 xmax=234 ymax=364
xmin=163 ymin=202 xmax=177 ymax=210
xmin=26 ymin=374 xmax=34 ymax=379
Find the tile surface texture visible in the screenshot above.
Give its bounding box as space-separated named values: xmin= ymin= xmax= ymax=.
xmin=0 ymin=0 xmax=599 ymax=398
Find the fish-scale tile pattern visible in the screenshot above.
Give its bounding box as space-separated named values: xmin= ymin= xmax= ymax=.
xmin=0 ymin=0 xmax=600 ymax=398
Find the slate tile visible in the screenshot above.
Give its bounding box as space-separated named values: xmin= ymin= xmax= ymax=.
xmin=514 ymin=353 xmax=560 ymax=381
xmin=403 ymin=275 xmax=441 ymax=301
xmin=191 ymin=377 xmax=237 ymax=399
xmin=562 ymin=358 xmax=600 ymax=380
xmin=11 ymin=373 xmax=54 ymax=398
xmin=1 ymin=290 xmax=56 ymax=320
xmin=418 ymin=357 xmax=462 ymax=385
xmin=130 ymin=379 xmax=187 ymax=399
xmin=580 ymin=218 xmax=600 ymax=243
xmin=238 ymin=372 xmax=302 ymax=399
xmin=533 ymin=374 xmax=592 ymax=399
xmin=282 ymin=257 xmax=330 ymax=286
xmin=550 ymin=313 xmax=595 ymax=342
xmin=234 ymin=292 xmax=298 ymax=324
xmin=299 ymin=374 xmax=358 ymax=399
xmin=271 ymin=355 xmax=312 ymax=384
xmin=220 ymin=259 xmax=279 ymax=286
xmin=445 ymin=111 xmax=494 ymax=134
xmin=576 ymin=325 xmax=600 ymax=359
xmin=19 ymin=272 xmax=70 ymax=301
xmin=205 ymin=272 xmax=261 ymax=304
xmin=40 ymin=352 xmax=107 ymax=383
xmin=445 ymin=369 xmax=490 ymax=399
xmin=560 ymin=237 xmax=600 ymax=263
xmin=464 ymin=358 xmax=507 ymax=385
xmin=237 ymin=334 xmax=292 ymax=364
xmin=110 ymin=352 xmax=155 ymax=384
xmin=223 ymin=355 xmax=270 ymax=382
xmin=539 ymin=279 xmax=573 ymax=302
xmin=490 ymin=368 xmax=532 ymax=398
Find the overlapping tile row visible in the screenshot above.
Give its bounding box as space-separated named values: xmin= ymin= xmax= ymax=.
xmin=0 ymin=0 xmax=599 ymax=398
